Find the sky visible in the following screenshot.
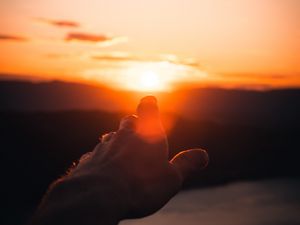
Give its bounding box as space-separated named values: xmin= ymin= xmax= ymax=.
xmin=0 ymin=0 xmax=299 ymax=91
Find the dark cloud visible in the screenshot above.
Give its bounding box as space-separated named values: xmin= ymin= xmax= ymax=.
xmin=65 ymin=32 xmax=115 ymax=43
xmin=0 ymin=34 xmax=28 ymax=42
xmin=36 ymin=18 xmax=80 ymax=28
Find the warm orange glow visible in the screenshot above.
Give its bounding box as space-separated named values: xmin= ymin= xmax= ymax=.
xmin=123 ymin=66 xmax=171 ymax=92
xmin=82 ymin=61 xmax=207 ymax=92
xmin=0 ymin=0 xmax=299 ymax=90
xmin=138 ymin=71 xmax=161 ymax=91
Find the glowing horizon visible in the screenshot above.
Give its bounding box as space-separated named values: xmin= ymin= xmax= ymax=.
xmin=0 ymin=0 xmax=299 ymax=91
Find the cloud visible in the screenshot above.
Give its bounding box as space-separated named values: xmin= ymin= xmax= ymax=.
xmin=91 ymin=55 xmax=132 ymax=61
xmin=44 ymin=53 xmax=71 ymax=59
xmin=222 ymin=73 xmax=292 ymax=80
xmin=0 ymin=34 xmax=28 ymax=42
xmin=65 ymin=32 xmax=127 ymax=46
xmin=90 ymin=52 xmax=137 ymax=62
xmin=66 ymin=32 xmax=110 ymax=42
xmin=36 ymin=18 xmax=80 ymax=28
xmin=90 ymin=52 xmax=201 ymax=68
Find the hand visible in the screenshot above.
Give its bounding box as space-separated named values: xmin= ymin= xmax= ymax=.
xmin=30 ymin=96 xmax=209 ymax=225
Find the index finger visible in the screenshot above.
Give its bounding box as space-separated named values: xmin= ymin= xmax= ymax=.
xmin=136 ymin=96 xmax=165 ymax=143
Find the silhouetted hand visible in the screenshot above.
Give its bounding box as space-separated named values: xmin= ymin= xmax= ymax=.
xmin=30 ymin=96 xmax=208 ymax=225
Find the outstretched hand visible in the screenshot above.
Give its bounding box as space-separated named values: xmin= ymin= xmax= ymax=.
xmin=31 ymin=96 xmax=209 ymax=225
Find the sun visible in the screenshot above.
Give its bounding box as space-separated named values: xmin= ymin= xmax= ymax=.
xmin=84 ymin=61 xmax=207 ymax=92
xmin=139 ymin=71 xmax=160 ymax=90
xmin=122 ymin=66 xmax=170 ymax=92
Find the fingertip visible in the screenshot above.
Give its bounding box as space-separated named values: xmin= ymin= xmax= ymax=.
xmin=136 ymin=95 xmax=159 ymax=118
xmin=170 ymin=148 xmax=209 ymax=181
xmin=186 ymin=149 xmax=209 ymax=170
xmin=119 ymin=115 xmax=138 ymax=131
xmin=140 ymin=95 xmax=157 ymax=104
xmin=136 ymin=96 xmax=165 ymax=142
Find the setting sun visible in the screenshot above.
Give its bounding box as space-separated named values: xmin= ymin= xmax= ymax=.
xmin=0 ymin=0 xmax=299 ymax=90
xmin=83 ymin=61 xmax=207 ymax=92
xmin=139 ymin=71 xmax=161 ymax=91
xmin=122 ymin=64 xmax=171 ymax=92
xmin=1 ymin=1 xmax=300 ymax=224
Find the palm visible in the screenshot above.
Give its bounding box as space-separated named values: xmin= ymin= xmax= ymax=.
xmin=109 ymin=128 xmax=181 ymax=218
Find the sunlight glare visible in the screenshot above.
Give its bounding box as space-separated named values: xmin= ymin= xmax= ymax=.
xmin=83 ymin=61 xmax=208 ymax=92
xmin=139 ymin=71 xmax=161 ymax=91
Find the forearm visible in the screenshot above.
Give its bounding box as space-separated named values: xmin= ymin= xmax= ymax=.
xmin=30 ymin=173 xmax=127 ymax=225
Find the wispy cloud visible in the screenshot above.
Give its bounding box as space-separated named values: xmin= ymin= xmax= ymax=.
xmin=66 ymin=32 xmax=110 ymax=42
xmin=36 ymin=18 xmax=80 ymax=28
xmin=90 ymin=52 xmax=201 ymax=68
xmin=82 ymin=51 xmax=207 ymax=92
xmin=90 ymin=52 xmax=138 ymax=62
xmin=65 ymin=32 xmax=127 ymax=46
xmin=44 ymin=53 xmax=72 ymax=59
xmin=221 ymin=73 xmax=294 ymax=80
xmin=0 ymin=34 xmax=28 ymax=42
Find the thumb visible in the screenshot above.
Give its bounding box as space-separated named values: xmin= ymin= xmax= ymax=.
xmin=170 ymin=149 xmax=209 ymax=181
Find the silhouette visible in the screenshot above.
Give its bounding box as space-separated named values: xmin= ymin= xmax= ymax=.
xmin=30 ymin=96 xmax=208 ymax=225
xmin=0 ymin=80 xmax=300 ymax=224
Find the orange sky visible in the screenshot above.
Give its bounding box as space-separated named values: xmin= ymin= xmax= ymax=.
xmin=0 ymin=0 xmax=299 ymax=91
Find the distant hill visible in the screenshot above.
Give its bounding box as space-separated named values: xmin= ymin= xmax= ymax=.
xmin=179 ymin=88 xmax=300 ymax=127
xmin=1 ymin=78 xmax=300 ymax=224
xmin=1 ymin=79 xmax=300 ymax=127
xmin=0 ymin=80 xmax=124 ymax=111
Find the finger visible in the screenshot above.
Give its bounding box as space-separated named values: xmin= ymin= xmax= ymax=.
xmin=79 ymin=151 xmax=93 ymax=163
xmin=99 ymin=132 xmax=116 ymax=143
xmin=70 ymin=151 xmax=94 ymax=174
xmin=99 ymin=115 xmax=137 ymax=145
xmin=136 ymin=96 xmax=164 ymax=142
xmin=170 ymin=148 xmax=209 ymax=181
xmin=96 ymin=132 xmax=115 ymax=155
xmin=118 ymin=115 xmax=138 ymax=132
xmin=136 ymin=96 xmax=159 ymax=120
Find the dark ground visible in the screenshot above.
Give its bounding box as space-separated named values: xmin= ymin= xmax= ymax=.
xmin=1 ymin=80 xmax=300 ymax=224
